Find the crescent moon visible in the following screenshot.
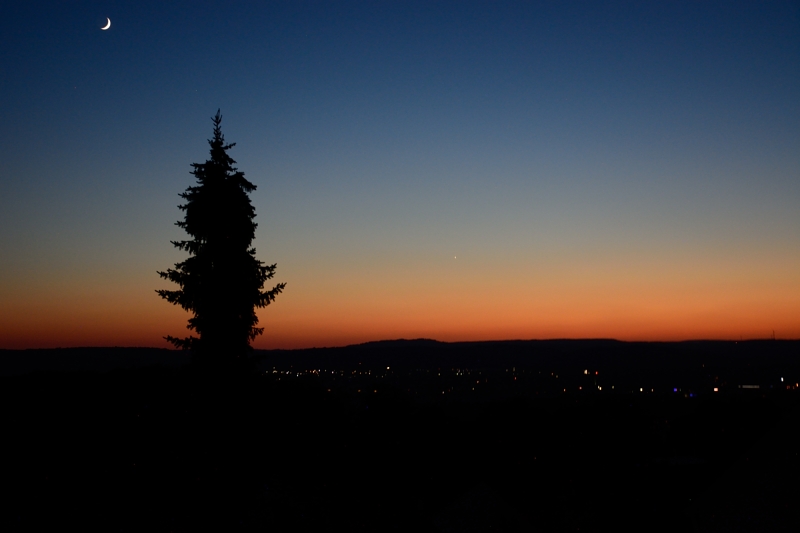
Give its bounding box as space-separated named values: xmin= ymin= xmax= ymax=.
xmin=101 ymin=18 xmax=111 ymax=30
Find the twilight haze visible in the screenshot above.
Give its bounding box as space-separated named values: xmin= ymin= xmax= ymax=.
xmin=1 ymin=1 xmax=798 ymax=349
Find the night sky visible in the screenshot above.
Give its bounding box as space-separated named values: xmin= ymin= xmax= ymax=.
xmin=1 ymin=1 xmax=798 ymax=349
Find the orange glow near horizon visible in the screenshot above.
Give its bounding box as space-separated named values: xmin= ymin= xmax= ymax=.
xmin=2 ymin=249 xmax=798 ymax=349
xmin=2 ymin=302 xmax=797 ymax=350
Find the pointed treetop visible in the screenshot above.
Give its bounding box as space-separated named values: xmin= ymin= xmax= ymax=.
xmin=211 ymin=109 xmax=224 ymax=145
xmin=200 ymin=109 xmax=240 ymax=177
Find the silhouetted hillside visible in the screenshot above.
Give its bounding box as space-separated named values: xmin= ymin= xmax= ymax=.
xmin=4 ymin=341 xmax=798 ymax=395
xmin=1 ymin=340 xmax=798 ymax=531
xmin=258 ymin=338 xmax=800 ymax=383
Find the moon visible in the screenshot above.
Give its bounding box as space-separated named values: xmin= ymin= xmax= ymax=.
xmin=101 ymin=18 xmax=111 ymax=30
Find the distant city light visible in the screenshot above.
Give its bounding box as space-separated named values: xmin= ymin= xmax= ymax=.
xmin=584 ymin=369 xmax=588 ymax=375
xmin=713 ymin=387 xmax=718 ymax=392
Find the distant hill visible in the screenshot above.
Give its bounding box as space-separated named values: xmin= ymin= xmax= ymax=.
xmin=257 ymin=338 xmax=799 ymax=369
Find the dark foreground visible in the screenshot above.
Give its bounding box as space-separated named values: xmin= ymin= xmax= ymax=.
xmin=2 ymin=340 xmax=798 ymax=532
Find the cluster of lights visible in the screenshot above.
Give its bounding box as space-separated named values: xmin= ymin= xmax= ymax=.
xmin=267 ymin=366 xmax=799 ymax=397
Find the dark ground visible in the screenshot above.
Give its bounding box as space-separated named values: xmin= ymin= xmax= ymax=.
xmin=1 ymin=340 xmax=798 ymax=531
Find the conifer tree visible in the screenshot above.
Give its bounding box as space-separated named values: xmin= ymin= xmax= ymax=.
xmin=157 ymin=110 xmax=285 ymax=369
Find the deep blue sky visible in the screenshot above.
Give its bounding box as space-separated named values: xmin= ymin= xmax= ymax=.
xmin=1 ymin=1 xmax=798 ymax=348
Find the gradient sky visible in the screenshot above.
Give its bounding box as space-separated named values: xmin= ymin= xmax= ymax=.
xmin=1 ymin=1 xmax=799 ymax=349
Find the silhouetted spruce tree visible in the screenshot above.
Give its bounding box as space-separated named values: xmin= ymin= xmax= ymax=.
xmin=157 ymin=110 xmax=285 ymax=370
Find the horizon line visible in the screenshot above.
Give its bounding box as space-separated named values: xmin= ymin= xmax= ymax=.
xmin=3 ymin=336 xmax=798 ymax=352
